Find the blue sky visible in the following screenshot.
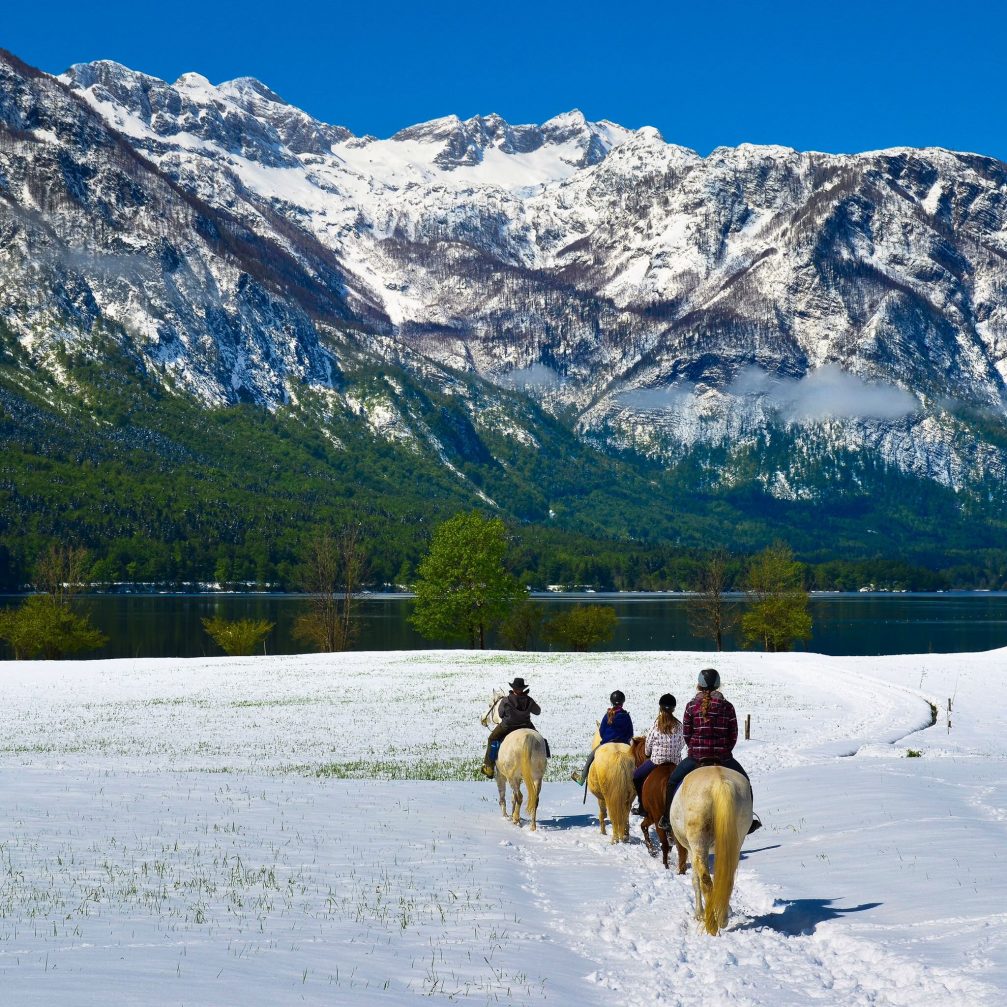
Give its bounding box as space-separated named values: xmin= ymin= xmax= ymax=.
xmin=4 ymin=0 xmax=1005 ymax=159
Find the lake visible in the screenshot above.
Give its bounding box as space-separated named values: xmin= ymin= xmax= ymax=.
xmin=3 ymin=592 xmax=1007 ymax=659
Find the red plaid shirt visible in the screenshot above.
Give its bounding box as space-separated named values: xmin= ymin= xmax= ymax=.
xmin=682 ymin=691 xmax=738 ymax=762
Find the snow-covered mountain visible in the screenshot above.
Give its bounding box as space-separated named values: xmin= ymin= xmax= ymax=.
xmin=4 ymin=48 xmax=1007 ymax=521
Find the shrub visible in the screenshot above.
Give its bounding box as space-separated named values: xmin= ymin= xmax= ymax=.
xmin=0 ymin=595 xmax=107 ymax=659
xmin=202 ymin=616 xmax=274 ymax=656
xmin=545 ymin=605 xmax=618 ymax=652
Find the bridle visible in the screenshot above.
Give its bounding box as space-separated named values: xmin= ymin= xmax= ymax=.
xmin=481 ymin=693 xmax=504 ymax=728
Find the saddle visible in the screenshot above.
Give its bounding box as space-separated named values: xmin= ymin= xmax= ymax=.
xmin=697 ymin=757 xmax=724 ymax=767
xmin=488 ymin=735 xmax=551 ymax=763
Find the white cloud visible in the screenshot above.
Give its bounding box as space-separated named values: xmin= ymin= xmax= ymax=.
xmin=730 ymin=364 xmax=919 ymax=422
xmin=616 ymin=365 xmax=919 ymax=422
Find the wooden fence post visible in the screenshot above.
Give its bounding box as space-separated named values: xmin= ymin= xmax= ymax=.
xmin=744 ymin=714 xmax=751 ymax=741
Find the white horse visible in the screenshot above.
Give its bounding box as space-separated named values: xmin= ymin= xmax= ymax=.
xmin=586 ymin=727 xmax=635 ymax=843
xmin=481 ymin=692 xmax=548 ymax=831
xmin=670 ymin=766 xmax=753 ymax=935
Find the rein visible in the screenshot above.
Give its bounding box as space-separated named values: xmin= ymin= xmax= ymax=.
xmin=481 ymin=694 xmax=503 ymax=728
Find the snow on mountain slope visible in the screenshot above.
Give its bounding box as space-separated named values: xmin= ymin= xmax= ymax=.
xmin=3 ymin=50 xmax=1007 ymax=501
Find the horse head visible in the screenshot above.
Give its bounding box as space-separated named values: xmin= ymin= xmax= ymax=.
xmin=480 ymin=689 xmax=506 ymax=729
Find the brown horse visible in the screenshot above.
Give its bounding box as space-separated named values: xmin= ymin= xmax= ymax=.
xmin=630 ymin=736 xmax=687 ymax=872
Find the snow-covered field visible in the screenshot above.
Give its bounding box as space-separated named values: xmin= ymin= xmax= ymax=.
xmin=0 ymin=648 xmax=1004 ymax=1005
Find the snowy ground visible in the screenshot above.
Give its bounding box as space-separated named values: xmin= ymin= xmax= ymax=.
xmin=0 ymin=648 xmax=1004 ymax=1005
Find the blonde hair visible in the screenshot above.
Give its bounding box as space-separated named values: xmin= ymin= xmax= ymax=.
xmin=656 ymin=709 xmax=680 ymax=734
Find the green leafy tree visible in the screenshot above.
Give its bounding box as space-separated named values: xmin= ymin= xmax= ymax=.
xmin=410 ymin=512 xmax=523 ymax=649
xmin=740 ymin=542 xmax=812 ymax=652
xmin=0 ymin=595 xmax=108 ymax=659
xmin=545 ymin=604 xmax=618 ymax=652
xmin=201 ymin=615 xmax=274 ymax=656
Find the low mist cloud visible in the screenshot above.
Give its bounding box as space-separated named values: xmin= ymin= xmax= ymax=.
xmin=617 ymin=364 xmax=919 ymax=422
xmin=729 ymin=364 xmax=919 ymax=422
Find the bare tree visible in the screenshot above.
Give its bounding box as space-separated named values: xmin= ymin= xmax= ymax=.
xmin=294 ymin=527 xmax=367 ymax=652
xmin=688 ymin=550 xmax=738 ymax=651
xmin=34 ymin=543 xmax=91 ymax=606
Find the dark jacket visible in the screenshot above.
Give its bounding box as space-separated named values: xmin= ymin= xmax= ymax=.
xmin=682 ymin=691 xmax=737 ymax=762
xmin=499 ymin=692 xmax=540 ymax=728
xmin=598 ymin=706 xmax=633 ymax=744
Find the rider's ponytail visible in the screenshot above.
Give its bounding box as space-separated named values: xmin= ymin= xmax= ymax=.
xmin=656 ymin=708 xmax=679 ymax=734
xmin=700 ymin=691 xmax=711 ymax=719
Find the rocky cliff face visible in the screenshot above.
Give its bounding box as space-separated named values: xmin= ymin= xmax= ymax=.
xmin=3 ymin=48 xmax=1007 ymax=514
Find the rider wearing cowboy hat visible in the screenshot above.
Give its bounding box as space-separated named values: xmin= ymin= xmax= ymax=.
xmin=481 ymin=677 xmax=541 ymax=777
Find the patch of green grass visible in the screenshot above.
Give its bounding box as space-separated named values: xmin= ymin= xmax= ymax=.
xmin=305 ymin=753 xmax=583 ymax=782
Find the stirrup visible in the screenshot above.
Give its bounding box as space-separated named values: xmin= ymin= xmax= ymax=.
xmin=657 ymin=816 xmax=670 ymax=831
xmin=747 ymin=813 xmax=762 ymax=835
xmin=570 ymin=771 xmax=583 ymax=785
xmin=480 ymin=764 xmax=495 ymax=778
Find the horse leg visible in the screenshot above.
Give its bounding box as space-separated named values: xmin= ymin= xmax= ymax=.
xmin=614 ymin=801 xmax=629 ymax=844
xmin=511 ymin=777 xmax=524 ymax=826
xmin=526 ymin=773 xmax=540 ymax=833
xmin=655 ymin=825 xmax=669 ymax=869
xmin=597 ymin=796 xmax=608 ymax=836
xmin=496 ymin=774 xmax=507 ymax=817
xmin=641 ymin=818 xmax=655 ymax=855
xmin=675 ymin=838 xmax=688 ymax=875
xmin=691 ymin=847 xmax=712 ymax=922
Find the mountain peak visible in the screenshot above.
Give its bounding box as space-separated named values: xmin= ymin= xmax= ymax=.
xmin=219 ymin=76 xmax=289 ymax=107
xmin=173 ymin=71 xmax=213 ymax=91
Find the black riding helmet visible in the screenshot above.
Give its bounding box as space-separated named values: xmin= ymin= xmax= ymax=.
xmin=697 ymin=668 xmax=721 ymax=690
xmin=610 ymin=690 xmax=625 ymax=706
xmin=659 ymin=693 xmax=676 ymax=712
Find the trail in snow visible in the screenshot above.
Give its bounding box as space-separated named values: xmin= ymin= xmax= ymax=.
xmin=0 ymin=648 xmax=1005 ymax=1004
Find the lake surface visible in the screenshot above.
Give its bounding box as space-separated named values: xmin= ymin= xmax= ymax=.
xmin=3 ymin=592 xmax=1007 ymax=659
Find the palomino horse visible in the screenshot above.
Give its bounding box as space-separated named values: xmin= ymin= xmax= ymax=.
xmin=630 ymin=737 xmax=687 ymax=872
xmin=481 ymin=692 xmax=547 ymax=831
xmin=670 ymin=765 xmax=753 ymax=935
xmin=586 ymin=728 xmax=635 ymax=843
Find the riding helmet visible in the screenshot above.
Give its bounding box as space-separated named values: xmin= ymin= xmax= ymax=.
xmin=610 ymin=690 xmax=625 ymax=706
xmin=697 ymin=668 xmax=721 ymax=690
xmin=659 ymin=693 xmax=676 ymax=712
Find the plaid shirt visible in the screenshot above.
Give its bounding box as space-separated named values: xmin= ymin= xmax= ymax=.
xmin=682 ymin=691 xmax=738 ymax=762
xmin=644 ymin=720 xmax=684 ymax=765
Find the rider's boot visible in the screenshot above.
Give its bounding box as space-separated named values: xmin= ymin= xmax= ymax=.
xmin=747 ymin=813 xmax=762 ymax=834
xmin=632 ymin=782 xmax=644 ymax=815
xmin=480 ymin=764 xmax=495 ymax=778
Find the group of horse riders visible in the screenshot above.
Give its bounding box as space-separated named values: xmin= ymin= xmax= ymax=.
xmin=481 ymin=668 xmax=761 ymax=837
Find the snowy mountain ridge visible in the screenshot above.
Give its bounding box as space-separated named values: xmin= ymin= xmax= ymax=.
xmin=3 ymin=49 xmax=1007 ymax=523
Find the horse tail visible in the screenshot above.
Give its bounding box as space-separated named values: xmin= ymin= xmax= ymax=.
xmin=705 ymin=776 xmax=743 ymax=935
xmin=604 ymin=747 xmax=635 ymax=840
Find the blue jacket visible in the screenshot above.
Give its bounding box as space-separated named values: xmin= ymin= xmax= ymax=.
xmin=598 ymin=707 xmax=633 ymax=744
